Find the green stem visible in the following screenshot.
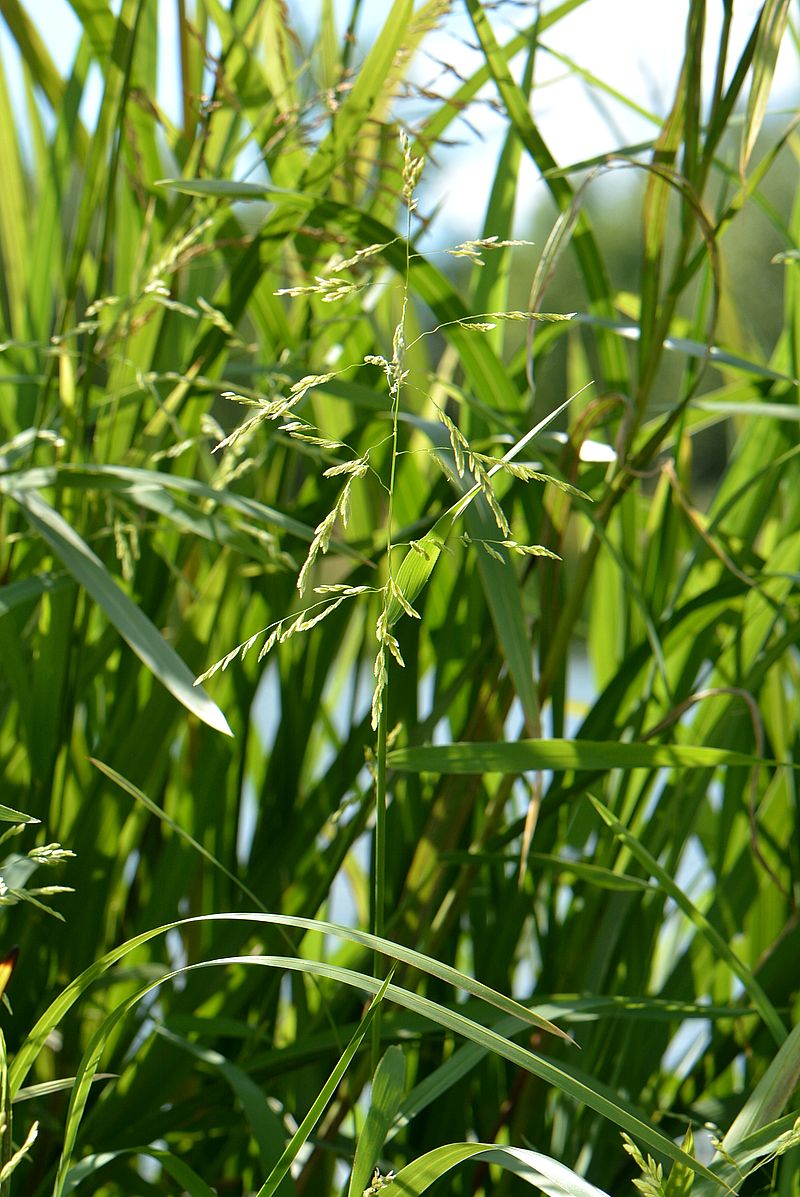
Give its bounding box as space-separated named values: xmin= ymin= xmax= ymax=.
xmin=342 ymin=0 xmax=364 ymax=72
xmin=371 ymin=694 xmax=388 ymax=1069
xmin=374 ymin=699 xmax=388 ymax=946
xmin=370 ymin=141 xmax=414 ymax=1066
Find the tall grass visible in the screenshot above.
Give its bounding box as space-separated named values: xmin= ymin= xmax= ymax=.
xmin=0 ymin=1 xmax=799 ymax=1194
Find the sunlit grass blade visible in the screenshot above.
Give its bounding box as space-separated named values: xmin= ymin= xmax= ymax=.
xmin=59 ymin=0 xmax=142 ymax=310
xmin=571 ymin=313 xmax=799 ymax=385
xmin=89 ymin=759 xmax=265 ymax=910
xmin=348 ymin=1046 xmax=405 ymax=1197
xmin=158 ymin=177 xmax=319 ymax=203
xmin=6 ymin=488 xmax=232 ymax=736
xmin=15 ymin=462 xmax=361 ymax=559
xmin=0 ymin=52 xmax=29 ymax=339
xmin=7 ymin=910 xmax=571 ymax=1107
xmin=299 ymin=0 xmax=412 ymax=193
xmin=383 ymin=1142 xmax=613 ymax=1197
xmin=463 ymin=0 xmax=627 ymax=391
xmin=231 ymin=913 xmax=573 ymax=1045
xmin=740 ymin=0 xmax=792 ymax=176
xmin=388 ymin=739 xmax=773 ymax=773
xmin=244 ymin=957 xmax=722 ymax=1188
xmin=471 ymin=38 xmax=535 ymax=358
xmin=0 ymin=805 xmax=39 ymax=825
xmin=51 ymin=952 xmax=723 ymax=1191
xmin=13 ymin=1076 xmax=112 ymax=1104
xmin=0 ymin=0 xmax=89 ymax=161
xmin=716 ymin=1022 xmax=800 ymax=1159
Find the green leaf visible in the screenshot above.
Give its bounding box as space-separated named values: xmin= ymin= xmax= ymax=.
xmin=10 ymin=923 xmax=722 ymax=1192
xmin=526 ymin=853 xmax=651 ymax=893
xmin=157 ymin=177 xmax=317 ymax=203
xmin=382 ymin=1142 xmax=613 ymax=1197
xmin=572 ymin=313 xmax=800 ymax=385
xmin=154 ymin=1026 xmax=291 ymax=1192
xmin=13 ymin=1075 xmax=110 ymax=1103
xmin=463 ymin=0 xmax=626 ymax=391
xmin=7 ymin=911 xmax=569 ymax=1104
xmin=740 ymin=0 xmax=792 ymax=176
xmin=300 ymin=0 xmax=413 ymax=194
xmin=692 ymin=399 xmax=800 ymax=420
xmin=254 ymin=972 xmax=394 ymax=1197
xmin=0 ymin=806 xmax=38 ymax=825
xmin=388 ymin=738 xmax=772 ymax=774
xmin=11 ymin=458 xmax=371 ymax=565
xmin=61 ymin=1147 xmax=217 ymax=1197
xmin=0 ymin=574 xmax=70 ymax=617
xmin=349 ymin=1046 xmax=406 ymax=1197
xmin=5 ymin=487 xmax=232 ymax=737
xmin=587 ymin=791 xmax=786 ymax=1047
xmin=0 ymin=0 xmax=89 ymax=163
xmin=717 ymin=1022 xmax=800 ymax=1158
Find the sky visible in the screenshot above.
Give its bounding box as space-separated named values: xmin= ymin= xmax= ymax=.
xmin=3 ymin=0 xmax=798 ymax=234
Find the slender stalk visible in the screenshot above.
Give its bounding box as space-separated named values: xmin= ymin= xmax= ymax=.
xmin=371 ymin=136 xmax=416 ymax=1066
xmin=342 ymin=0 xmax=364 ymax=72
xmin=371 ymin=698 xmax=388 ymax=1068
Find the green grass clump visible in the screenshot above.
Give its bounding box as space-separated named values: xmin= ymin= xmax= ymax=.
xmin=0 ymin=1 xmax=798 ymax=1194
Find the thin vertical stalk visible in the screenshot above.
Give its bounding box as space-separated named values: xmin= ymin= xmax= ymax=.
xmin=177 ymin=0 xmax=193 ymax=139
xmin=371 ymin=136 xmax=417 ymax=1067
xmin=342 ymin=0 xmax=364 ymax=72
xmin=371 ymin=698 xmax=388 ymax=1068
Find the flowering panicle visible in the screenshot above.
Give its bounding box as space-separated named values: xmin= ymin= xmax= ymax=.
xmin=195 ymin=130 xmax=575 ymax=744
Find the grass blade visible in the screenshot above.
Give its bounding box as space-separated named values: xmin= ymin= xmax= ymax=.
xmin=388 ymin=738 xmax=773 ymax=773
xmin=383 ymin=1142 xmax=613 ymax=1197
xmin=586 ymin=791 xmax=786 ymax=1047
xmin=7 ymin=488 xmax=232 ymax=736
xmin=740 ymin=0 xmax=792 ymax=176
xmin=61 ymin=1148 xmax=217 ymax=1197
xmin=348 ymin=1046 xmax=405 ymax=1197
xmin=254 ymin=972 xmax=393 ymax=1197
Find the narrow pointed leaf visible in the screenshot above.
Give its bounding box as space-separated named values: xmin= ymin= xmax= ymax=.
xmin=388 ymin=738 xmax=773 ymax=774
xmin=7 ymin=488 xmax=232 ymax=736
xmin=383 ymin=1142 xmax=613 ymax=1197
xmin=740 ymin=0 xmax=792 ymax=175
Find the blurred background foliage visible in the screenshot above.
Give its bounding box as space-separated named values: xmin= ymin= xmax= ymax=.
xmin=0 ymin=0 xmax=799 ymax=1194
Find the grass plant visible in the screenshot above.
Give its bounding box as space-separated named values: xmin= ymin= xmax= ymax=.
xmin=0 ymin=1 xmax=799 ymax=1194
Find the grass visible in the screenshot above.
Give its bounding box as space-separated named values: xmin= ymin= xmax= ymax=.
xmin=0 ymin=0 xmax=799 ymax=1194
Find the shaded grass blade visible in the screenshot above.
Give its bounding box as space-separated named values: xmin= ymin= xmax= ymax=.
xmin=155 ymin=1025 xmax=291 ymax=1191
xmin=61 ymin=1148 xmax=217 ymax=1197
xmin=586 ymin=790 xmax=786 ymax=1046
